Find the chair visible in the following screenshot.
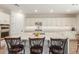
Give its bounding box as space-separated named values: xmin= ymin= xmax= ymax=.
xmin=5 ymin=37 xmax=25 ymax=54
xmin=48 ymin=38 xmax=67 ymax=54
xmin=29 ymin=37 xmax=45 ymax=54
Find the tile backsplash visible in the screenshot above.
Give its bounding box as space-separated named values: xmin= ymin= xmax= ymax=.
xmin=21 ymin=31 xmax=76 ymax=40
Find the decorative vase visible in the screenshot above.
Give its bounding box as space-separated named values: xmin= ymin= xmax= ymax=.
xmin=34 ymin=32 xmax=40 ymax=37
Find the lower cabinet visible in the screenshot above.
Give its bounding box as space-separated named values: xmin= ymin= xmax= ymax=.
xmin=69 ymin=40 xmax=77 ymax=54
xmin=1 ymin=32 xmax=9 ymax=38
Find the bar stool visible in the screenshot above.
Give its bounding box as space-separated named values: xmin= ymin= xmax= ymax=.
xmin=29 ymin=37 xmax=45 ymax=54
xmin=48 ymin=38 xmax=67 ymax=54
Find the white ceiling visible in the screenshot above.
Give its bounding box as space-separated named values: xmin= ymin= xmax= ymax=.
xmin=0 ymin=4 xmax=79 ymax=15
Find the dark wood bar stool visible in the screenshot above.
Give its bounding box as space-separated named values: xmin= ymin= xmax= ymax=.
xmin=48 ymin=38 xmax=67 ymax=54
xmin=29 ymin=37 xmax=45 ymax=54
xmin=5 ymin=37 xmax=25 ymax=54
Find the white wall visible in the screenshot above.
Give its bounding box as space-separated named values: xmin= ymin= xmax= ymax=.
xmin=10 ymin=12 xmax=24 ymax=36
xmin=0 ymin=11 xmax=10 ymax=24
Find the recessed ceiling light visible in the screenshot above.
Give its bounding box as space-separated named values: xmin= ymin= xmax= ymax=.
xmin=34 ymin=9 xmax=38 ymax=13
xmin=50 ymin=9 xmax=54 ymax=13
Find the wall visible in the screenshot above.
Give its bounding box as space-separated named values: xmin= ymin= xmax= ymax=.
xmin=10 ymin=12 xmax=24 ymax=36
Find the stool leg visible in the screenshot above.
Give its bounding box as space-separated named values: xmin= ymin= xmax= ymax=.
xmin=76 ymin=46 xmax=79 ymax=53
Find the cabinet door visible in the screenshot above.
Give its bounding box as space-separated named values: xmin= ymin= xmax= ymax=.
xmin=1 ymin=32 xmax=9 ymax=38
xmin=69 ymin=40 xmax=77 ymax=54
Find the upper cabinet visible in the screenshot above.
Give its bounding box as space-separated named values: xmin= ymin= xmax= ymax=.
xmin=24 ymin=18 xmax=76 ymax=32
xmin=0 ymin=12 xmax=10 ymax=24
xmin=25 ymin=18 xmax=76 ymax=27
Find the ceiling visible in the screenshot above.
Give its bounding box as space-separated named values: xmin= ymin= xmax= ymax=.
xmin=0 ymin=4 xmax=79 ymax=15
